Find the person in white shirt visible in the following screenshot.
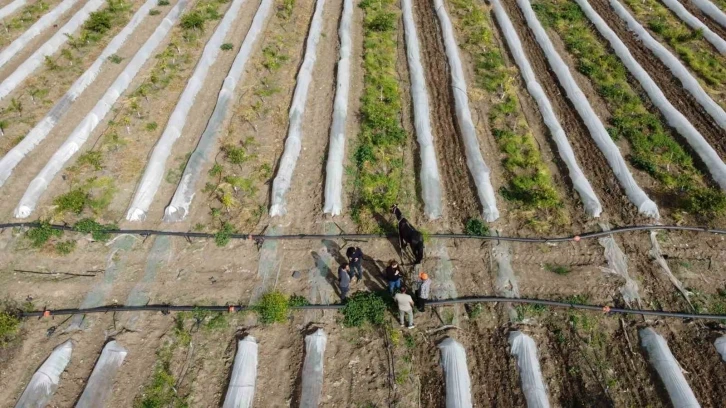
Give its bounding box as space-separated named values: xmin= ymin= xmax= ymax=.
xmin=394 ymin=287 xmax=415 ymax=329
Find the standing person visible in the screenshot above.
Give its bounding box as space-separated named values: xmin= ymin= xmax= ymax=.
xmin=416 ymin=272 xmax=431 ymax=312
xmin=346 ymin=246 xmax=363 ymax=283
xmin=394 ymin=287 xmax=415 ymax=329
xmin=385 ymin=260 xmax=403 ymax=294
xmin=338 ymin=262 xmax=351 ymax=301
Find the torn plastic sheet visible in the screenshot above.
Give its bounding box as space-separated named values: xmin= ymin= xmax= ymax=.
xmin=300 ymin=328 xmax=327 ymax=408
xmin=576 ymin=0 xmax=726 ymax=191
xmin=438 ymin=337 xmax=472 ymax=408
xmin=75 ymin=341 xmax=128 ymax=408
xmin=598 ymin=223 xmax=641 ymax=306
xmin=14 ymin=340 xmax=73 ymax=408
xmin=163 ymin=0 xmax=273 ymax=221
xmin=519 ymin=0 xmax=658 ymax=218
xmin=509 ymin=331 xmax=550 ymax=408
xmin=322 ymin=0 xmax=352 ymax=216
xmin=610 ymin=0 xmax=726 ymax=130
xmin=492 ymin=233 xmax=519 ymax=322
xmin=122 ymin=235 xmax=172 ymax=330
xmin=402 ymin=0 xmax=442 ymax=219
xmin=491 ymin=0 xmax=602 ymax=217
xmin=222 ymin=336 xmax=258 ymax=408
xmin=640 ymin=328 xmax=700 ymax=408
xmin=0 ymin=0 xmax=27 ymax=22
xmin=126 ymin=0 xmax=248 ymax=221
xmin=0 ymin=0 xmax=156 ymax=187
xmin=434 ymin=0 xmax=499 ymax=221
xmin=14 ymin=0 xmax=189 ymax=218
xmin=661 ymin=0 xmax=726 ymax=53
xmin=250 ymin=225 xmax=280 ymax=304
xmin=648 ymin=230 xmax=693 ymax=308
xmin=715 ymin=336 xmax=726 ymax=362
xmin=268 ymin=0 xmax=326 ymax=217
xmin=691 ymin=0 xmax=726 ymax=28
xmin=0 ymin=0 xmax=106 ymax=102
xmin=0 ymin=0 xmax=81 ymax=70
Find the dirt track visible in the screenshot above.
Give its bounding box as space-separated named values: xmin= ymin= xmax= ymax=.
xmin=412 ymin=0 xmax=480 ymax=226
xmin=499 ymin=0 xmax=643 ymax=225
xmin=590 ymin=0 xmax=726 ymax=160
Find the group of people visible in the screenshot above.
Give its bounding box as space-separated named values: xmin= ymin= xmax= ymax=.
xmin=337 ymin=247 xmax=431 ymax=329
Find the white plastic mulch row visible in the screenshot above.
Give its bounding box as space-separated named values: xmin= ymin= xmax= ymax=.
xmin=640 ymin=328 xmax=701 ymax=408
xmin=433 ymin=0 xmax=499 ymax=221
xmin=490 ymin=0 xmax=602 ymax=218
xmin=14 ymin=0 xmax=189 ymax=218
xmin=438 ymin=337 xmax=473 ymax=408
xmin=14 ymin=340 xmax=73 ymax=408
xmin=268 ymin=0 xmax=326 ymax=217
xmin=0 ymin=0 xmax=157 ymax=187
xmin=401 ymin=0 xmax=442 ymax=219
xmin=660 ymin=0 xmax=726 ymax=53
xmin=609 ymin=0 xmax=726 ymax=130
xmin=598 ymin=223 xmax=641 ymax=306
xmin=509 ymin=331 xmax=550 ymax=408
xmin=691 ymin=0 xmax=726 ymax=28
xmin=163 ymin=0 xmax=273 ymax=221
xmin=222 ymin=336 xmax=259 ymax=408
xmin=0 ymin=0 xmax=27 ymax=21
xmin=0 ymin=0 xmax=107 ymax=102
xmin=518 ymin=0 xmax=659 ymax=219
xmin=125 ymin=0 xmax=248 ymax=222
xmin=715 ymin=336 xmax=726 ymax=362
xmin=75 ymin=341 xmax=128 ymax=408
xmin=322 ymin=0 xmax=353 ymax=216
xmin=0 ymin=0 xmax=81 ymax=70
xmin=299 ymin=328 xmax=327 ymax=408
xmin=576 ymin=0 xmax=726 ymax=191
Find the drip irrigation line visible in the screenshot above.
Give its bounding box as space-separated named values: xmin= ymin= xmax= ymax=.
xmin=21 ymin=296 xmax=726 ymax=321
xmin=1 ymin=222 xmax=726 ymax=243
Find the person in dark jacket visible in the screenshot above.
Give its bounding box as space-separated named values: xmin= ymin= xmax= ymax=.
xmin=385 ymin=260 xmax=403 ymax=294
xmin=338 ymin=263 xmax=351 ymax=301
xmin=346 ymin=246 xmax=363 ymax=282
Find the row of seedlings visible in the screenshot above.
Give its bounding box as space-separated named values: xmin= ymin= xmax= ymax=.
xmin=0 ymin=0 xmax=154 ymax=186
xmin=24 ymin=0 xmax=231 ymax=224
xmin=0 ymin=0 xmax=55 ymax=49
xmin=446 ymin=0 xmax=566 ymax=232
xmin=620 ymin=0 xmax=726 ymax=103
xmin=125 ymin=0 xmax=251 ymax=221
xmin=533 ymin=0 xmax=726 ymax=221
xmin=660 ymin=0 xmax=726 ymax=53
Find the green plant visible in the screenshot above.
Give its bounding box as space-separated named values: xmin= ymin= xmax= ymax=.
xmin=149 ymin=9 xmax=160 ymax=15
xmin=261 ymin=44 xmax=288 ymax=71
xmin=74 ymin=218 xmax=119 ymax=241
xmin=8 ymin=98 xmax=23 ymax=115
xmin=26 ymin=220 xmax=62 ymax=248
xmin=108 ymin=54 xmax=123 ymax=64
xmin=214 ymin=221 xmax=235 ymax=247
xmin=276 ymin=0 xmax=294 ymax=20
xmin=0 ymin=303 xmax=20 ymax=348
xmin=180 ymin=11 xmax=205 ymax=30
xmin=55 ymin=240 xmax=76 ymax=255
xmin=545 ymin=263 xmax=570 ymax=275
xmin=515 ymin=303 xmax=546 ymax=321
xmin=134 ymin=345 xmax=188 ymax=407
xmin=403 ymin=333 xmax=416 ymax=349
xmin=77 ymin=150 xmax=104 ymax=170
xmin=288 ymin=294 xmax=310 ymax=307
xmin=466 ymin=303 xmax=483 ymax=319
xmin=54 ymin=188 xmax=89 ymax=214
xmin=220 ymin=42 xmax=233 ymax=51
xmin=464 ymin=218 xmax=488 ymax=236
xmin=341 ymin=291 xmax=387 ymax=327
xmin=43 ymin=55 xmax=60 ymax=70
xmin=84 ymin=10 xmax=112 ymax=34
xmin=255 ymin=291 xmax=289 ymax=324
xmin=145 ymin=122 xmax=158 ymax=131
xmin=158 ymin=0 xmax=170 ymax=5
xmin=0 ymin=120 xmax=8 ymax=136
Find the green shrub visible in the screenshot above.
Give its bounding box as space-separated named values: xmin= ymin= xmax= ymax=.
xmin=77 ymin=150 xmax=104 ymax=170
xmin=84 ymin=10 xmax=112 ymax=34
xmin=74 ymin=218 xmax=118 ymax=241
xmin=255 ymin=291 xmax=289 ymax=324
xmin=276 ymin=0 xmax=294 ymax=20
xmin=464 ymin=218 xmax=488 ymax=236
xmin=545 ymin=263 xmax=570 ymax=275
xmin=54 ymin=188 xmax=89 ymax=214
xmin=466 ymin=303 xmax=483 ymax=319
xmin=26 ymin=220 xmax=62 ymax=248
xmin=288 ymin=294 xmax=310 ymax=307
xmin=0 ymin=305 xmax=20 ymax=348
xmin=55 ymin=240 xmax=76 ymax=255
xmin=145 ymin=122 xmax=158 ymax=131
xmin=158 ymin=0 xmax=169 ymax=5
xmin=108 ymin=54 xmax=123 ymax=64
xmin=220 ymin=42 xmax=233 ymax=51
xmin=180 ymin=11 xmax=205 ymax=30
xmin=149 ymin=9 xmax=160 ymax=15
xmin=134 ymin=346 xmax=187 ymax=408
xmin=214 ymin=222 xmax=235 ymax=247
xmin=341 ymin=291 xmax=387 ymax=327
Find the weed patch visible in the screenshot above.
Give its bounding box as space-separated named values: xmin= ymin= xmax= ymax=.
xmin=545 ymin=263 xmax=570 ymax=275
xmin=341 ymin=291 xmax=388 ymax=327
xmin=0 ymin=302 xmax=21 ymax=348
xmin=25 ymin=220 xmax=63 ymax=248
xmin=254 ymin=291 xmax=289 ymax=324
xmin=74 ymin=218 xmax=119 ymax=241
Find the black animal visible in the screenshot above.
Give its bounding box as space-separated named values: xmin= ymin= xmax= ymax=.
xmin=391 ymin=204 xmax=424 ymax=264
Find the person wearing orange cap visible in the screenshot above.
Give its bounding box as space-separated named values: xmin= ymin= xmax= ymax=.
xmin=415 ymin=271 xmax=431 ymax=312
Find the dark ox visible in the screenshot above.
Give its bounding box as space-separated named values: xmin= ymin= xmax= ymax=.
xmin=391 ymin=204 xmax=424 ymax=265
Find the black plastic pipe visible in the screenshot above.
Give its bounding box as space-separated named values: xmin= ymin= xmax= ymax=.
xmin=2 ymin=222 xmax=726 ymax=243
xmin=21 ymin=296 xmax=726 ymax=321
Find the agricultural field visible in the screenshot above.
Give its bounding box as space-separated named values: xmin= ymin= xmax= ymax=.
xmin=0 ymin=0 xmax=725 ymax=406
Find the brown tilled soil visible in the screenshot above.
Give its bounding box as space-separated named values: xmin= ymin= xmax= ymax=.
xmin=498 ymin=0 xmax=643 ymax=226
xmin=589 ymin=0 xmax=726 ymax=160
xmin=411 ymin=0 xmax=480 ymax=227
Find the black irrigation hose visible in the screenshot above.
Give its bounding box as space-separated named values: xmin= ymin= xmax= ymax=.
xmin=2 ymin=222 xmax=726 ymax=243
xmin=21 ymin=296 xmax=726 ymax=321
